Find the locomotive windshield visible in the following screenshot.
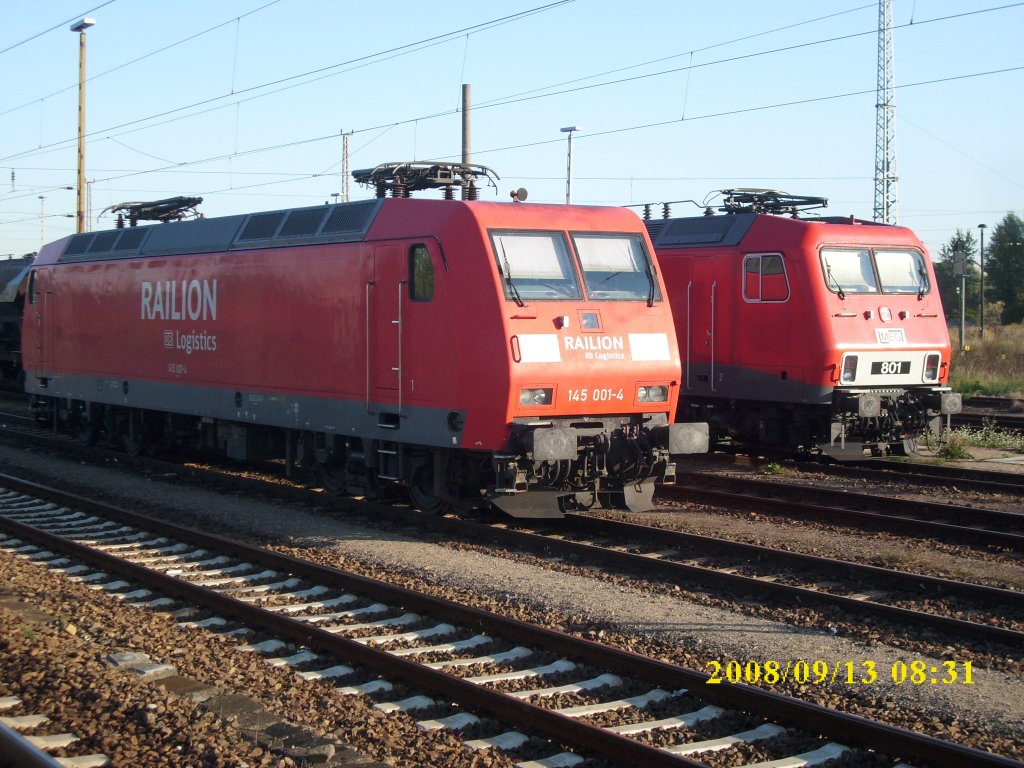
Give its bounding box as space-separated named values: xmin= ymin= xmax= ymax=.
xmin=820 ymin=248 xmax=929 ymax=296
xmin=874 ymin=249 xmax=930 ymax=294
xmin=491 ymin=231 xmax=582 ymax=300
xmin=573 ymin=233 xmax=660 ymax=303
xmin=490 ymin=230 xmax=660 ymax=303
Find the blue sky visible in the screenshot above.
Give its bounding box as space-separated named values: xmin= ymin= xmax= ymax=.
xmin=1 ymin=0 xmax=1021 ymax=259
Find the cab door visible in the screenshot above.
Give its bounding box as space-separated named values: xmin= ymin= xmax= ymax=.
xmin=370 ymin=243 xmax=445 ymax=425
xmin=371 ymin=245 xmax=403 ymax=425
xmin=685 ymin=256 xmax=717 ymax=396
xmin=24 ymin=268 xmax=52 ymax=374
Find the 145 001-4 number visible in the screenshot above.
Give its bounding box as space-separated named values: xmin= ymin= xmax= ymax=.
xmin=567 ymin=388 xmax=624 ymax=403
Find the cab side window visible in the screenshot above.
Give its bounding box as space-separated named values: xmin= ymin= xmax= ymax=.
xmin=27 ymin=271 xmax=37 ymax=305
xmin=743 ymin=253 xmax=789 ymax=302
xmin=410 ymin=244 xmax=433 ymax=301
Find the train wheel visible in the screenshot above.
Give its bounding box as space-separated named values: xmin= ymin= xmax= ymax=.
xmin=121 ymin=411 xmax=156 ymax=457
xmin=317 ymin=457 xmax=347 ymax=494
xmin=408 ymin=469 xmax=447 ymax=514
xmin=76 ymin=417 xmax=99 ymax=446
xmin=122 ymin=431 xmax=146 ymax=456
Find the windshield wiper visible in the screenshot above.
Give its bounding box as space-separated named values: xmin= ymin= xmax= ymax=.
xmin=825 ymin=264 xmax=846 ymax=300
xmin=917 ymin=266 xmax=927 ymax=300
xmin=641 ymin=254 xmax=656 ymax=307
xmin=499 ymin=243 xmax=525 ymax=307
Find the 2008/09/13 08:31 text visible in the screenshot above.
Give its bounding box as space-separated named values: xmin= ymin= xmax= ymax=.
xmin=705 ymin=659 xmax=974 ymax=686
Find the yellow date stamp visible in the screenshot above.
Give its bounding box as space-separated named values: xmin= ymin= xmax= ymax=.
xmin=705 ymin=659 xmax=975 ymax=686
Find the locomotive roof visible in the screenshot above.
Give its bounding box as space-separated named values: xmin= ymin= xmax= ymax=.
xmin=44 ymin=197 xmax=647 ymax=266
xmin=52 ymin=198 xmax=386 ymax=264
xmin=644 ymin=211 xmax=906 ymax=250
xmin=644 ymin=212 xmax=758 ymax=248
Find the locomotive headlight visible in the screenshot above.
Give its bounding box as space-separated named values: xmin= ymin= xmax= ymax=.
xmin=519 ymin=387 xmax=553 ymax=406
xmin=638 ymin=385 xmax=669 ymax=402
xmin=841 ymin=355 xmax=859 ymax=383
xmin=923 ymin=353 xmax=940 ymax=383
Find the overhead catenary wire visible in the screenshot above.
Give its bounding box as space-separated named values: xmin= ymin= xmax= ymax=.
xmin=0 ymin=2 xmax=1019 ymax=243
xmin=0 ymin=0 xmax=117 ymax=57
xmin=0 ymin=0 xmax=574 ymax=146
xmin=1 ymin=62 xmax=1019 ymax=213
xmin=96 ymin=66 xmax=1024 ymax=194
xmin=2 ymin=0 xmax=1019 ymax=191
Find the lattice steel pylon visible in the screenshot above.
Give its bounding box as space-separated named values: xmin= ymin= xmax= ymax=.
xmin=873 ymin=0 xmax=898 ymax=224
xmin=342 ymin=131 xmax=351 ymax=203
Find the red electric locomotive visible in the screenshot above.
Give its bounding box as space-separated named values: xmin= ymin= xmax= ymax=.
xmin=0 ymin=254 xmax=33 ymax=389
xmin=644 ymin=189 xmax=961 ymax=458
xmin=22 ymin=163 xmax=707 ymax=517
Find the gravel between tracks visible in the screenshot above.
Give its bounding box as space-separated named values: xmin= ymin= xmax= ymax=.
xmin=0 ymin=442 xmax=1021 ymax=763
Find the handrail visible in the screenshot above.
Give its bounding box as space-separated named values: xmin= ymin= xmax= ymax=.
xmin=365 ymin=281 xmax=374 ymax=413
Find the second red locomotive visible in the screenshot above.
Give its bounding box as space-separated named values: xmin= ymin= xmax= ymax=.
xmin=644 ymin=190 xmax=961 ymax=458
xmin=22 ymin=163 xmax=708 ymax=517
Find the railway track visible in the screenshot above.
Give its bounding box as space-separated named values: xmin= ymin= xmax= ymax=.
xmin=0 ymin=474 xmax=1019 ymax=768
xmin=4 ymin=403 xmax=1024 ymax=496
xmin=951 ymin=412 xmax=1024 ymax=433
xmin=954 ymin=395 xmax=1024 ymax=433
xmin=492 ymin=512 xmax=1024 ymax=647
xmin=964 ymin=396 xmax=1024 ymax=411
xmin=1 ymin=414 xmax=1020 ymax=647
xmin=0 ymin=697 xmax=110 ymax=767
xmin=851 ymin=458 xmax=1024 ymax=494
xmin=705 ymin=446 xmax=1024 ymax=495
xmin=668 ymin=470 xmax=1024 ymax=551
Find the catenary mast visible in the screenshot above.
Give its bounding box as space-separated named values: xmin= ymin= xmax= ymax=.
xmin=873 ymin=0 xmax=898 ymax=224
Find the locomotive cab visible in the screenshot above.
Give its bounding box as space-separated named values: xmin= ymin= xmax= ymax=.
xmin=480 ymin=225 xmax=707 ymax=515
xmin=646 ymin=190 xmax=960 ymax=459
xmin=816 ymin=242 xmax=961 ymax=457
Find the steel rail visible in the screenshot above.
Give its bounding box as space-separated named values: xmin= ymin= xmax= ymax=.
xmin=963 ymin=396 xmax=1022 ymax=410
xmin=0 ymin=437 xmax=1020 ymax=645
xmin=852 ymin=459 xmax=1024 ymax=494
xmin=1 ymin=474 xmax=1021 ymax=767
xmin=0 ymin=722 xmax=66 ymax=768
xmin=663 ymin=475 xmax=1024 ymax=550
xmin=952 ymin=413 xmax=1024 ymax=432
xmin=0 ymin=495 xmax=705 ymax=768
xmin=557 ymin=512 xmax=1024 ymax=642
xmin=424 ymin=513 xmax=1024 ymax=645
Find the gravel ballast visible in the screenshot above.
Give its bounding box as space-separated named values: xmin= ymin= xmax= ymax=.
xmin=0 ymin=442 xmax=1021 ymax=762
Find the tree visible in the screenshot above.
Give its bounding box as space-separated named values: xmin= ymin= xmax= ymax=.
xmin=984 ymin=212 xmax=1024 ymax=324
xmin=933 ymin=229 xmax=979 ymax=323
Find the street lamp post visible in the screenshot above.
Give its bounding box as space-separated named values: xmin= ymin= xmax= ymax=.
xmin=978 ymin=223 xmax=987 ymax=339
xmin=560 ymin=126 xmax=581 ymax=204
xmin=70 ymin=17 xmax=95 ymax=235
xmin=38 ymin=196 xmax=46 ymax=248
xmin=953 ymin=241 xmax=966 ymax=351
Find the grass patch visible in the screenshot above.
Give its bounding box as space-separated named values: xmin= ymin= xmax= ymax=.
xmin=936 ymin=432 xmax=974 ymax=461
xmin=761 ymin=462 xmax=786 ymax=475
xmin=947 ymin=418 xmax=1024 ymax=454
xmin=878 ymin=551 xmax=926 ymax=569
xmin=949 ymin=323 xmax=1024 ymax=397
